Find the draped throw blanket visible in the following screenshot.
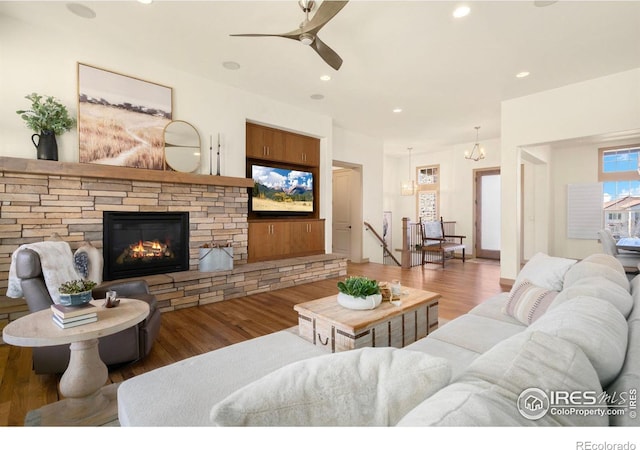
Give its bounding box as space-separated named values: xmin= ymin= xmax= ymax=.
xmin=6 ymin=241 xmax=80 ymax=304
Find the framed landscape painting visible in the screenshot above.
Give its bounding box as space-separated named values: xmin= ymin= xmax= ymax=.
xmin=77 ymin=63 xmax=172 ymax=170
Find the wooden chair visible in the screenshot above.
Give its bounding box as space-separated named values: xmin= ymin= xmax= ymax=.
xmin=419 ymin=217 xmax=466 ymax=268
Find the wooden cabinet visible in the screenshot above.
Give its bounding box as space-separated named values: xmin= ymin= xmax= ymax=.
xmin=248 ymin=219 xmax=325 ymax=262
xmin=247 ymin=221 xmax=290 ymax=262
xmin=290 ymin=221 xmax=324 ymax=255
xmin=284 ymin=133 xmax=320 ymax=167
xmin=247 ymin=122 xmax=319 ymax=167
xmin=246 ymin=123 xmax=285 ymax=161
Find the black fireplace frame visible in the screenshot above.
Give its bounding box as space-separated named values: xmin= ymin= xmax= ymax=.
xmin=103 ymin=211 xmax=190 ymax=281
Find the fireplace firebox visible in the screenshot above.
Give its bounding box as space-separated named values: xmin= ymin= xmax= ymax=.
xmin=103 ymin=211 xmax=189 ymax=281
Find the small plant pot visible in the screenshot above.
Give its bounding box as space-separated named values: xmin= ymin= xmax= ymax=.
xmin=337 ymin=292 xmax=383 ymax=310
xmin=59 ymin=290 xmax=93 ymax=306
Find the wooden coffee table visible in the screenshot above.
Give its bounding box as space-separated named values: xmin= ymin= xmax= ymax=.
xmin=294 ymin=286 xmax=440 ymax=353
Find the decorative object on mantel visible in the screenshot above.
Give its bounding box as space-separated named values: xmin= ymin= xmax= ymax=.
xmin=198 ymin=242 xmax=234 ymax=272
xmin=77 ymin=63 xmax=172 ymax=170
xmin=58 ymin=279 xmax=97 ymax=306
xmin=464 ymin=126 xmax=486 ymax=161
xmin=208 ymin=133 xmax=222 ymax=176
xmin=16 ymin=93 xmax=76 ymax=161
xmin=163 ymin=120 xmax=201 ymax=173
xmin=336 ymin=276 xmax=383 ymax=310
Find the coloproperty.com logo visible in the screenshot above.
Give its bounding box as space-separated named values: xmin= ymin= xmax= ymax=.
xmin=517 ymin=387 xmax=637 ymax=420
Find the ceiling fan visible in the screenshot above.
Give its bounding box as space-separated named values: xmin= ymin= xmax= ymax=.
xmin=230 ymin=0 xmax=349 ymax=71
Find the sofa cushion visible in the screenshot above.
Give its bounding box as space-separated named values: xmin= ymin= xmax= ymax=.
xmin=210 ymin=347 xmax=451 ymax=426
xmin=510 ymin=252 xmax=576 ymax=294
xmin=397 ymin=331 xmax=607 ymax=426
xmin=528 ymin=296 xmax=628 ymax=387
xmin=606 ymin=318 xmax=640 ymax=426
xmin=405 ymin=336 xmax=481 ymax=379
xmin=467 ymin=293 xmax=523 ymax=326
xmin=550 ymin=276 xmax=633 ymax=318
xmin=117 ymin=330 xmax=328 ymax=426
xmin=503 ymin=279 xmax=557 ymax=325
xmin=425 ymin=314 xmax=525 ymax=354
xmin=563 ymin=255 xmax=629 ymax=292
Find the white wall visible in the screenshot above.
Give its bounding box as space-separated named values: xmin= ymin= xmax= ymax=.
xmin=0 ymin=13 xmax=342 ymax=252
xmin=332 ymin=126 xmax=384 ymax=263
xmin=384 ymin=138 xmax=501 ymax=260
xmin=501 ymin=68 xmax=640 ymax=282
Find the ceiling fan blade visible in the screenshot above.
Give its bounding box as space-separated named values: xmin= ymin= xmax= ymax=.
xmin=303 ymin=0 xmax=349 ymax=34
xmin=310 ymin=35 xmax=343 ymax=70
xmin=230 ymin=33 xmax=298 ymax=41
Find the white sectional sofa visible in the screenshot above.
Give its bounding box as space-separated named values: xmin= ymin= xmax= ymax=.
xmin=117 ymin=253 xmax=639 ymax=427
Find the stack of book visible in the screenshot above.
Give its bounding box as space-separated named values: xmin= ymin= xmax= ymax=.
xmin=51 ymin=303 xmax=98 ymax=329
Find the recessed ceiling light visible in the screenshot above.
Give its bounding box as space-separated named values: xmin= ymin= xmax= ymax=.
xmin=310 ymin=94 xmax=324 ymax=100
xmin=222 ymin=61 xmax=241 ymax=70
xmin=453 ymin=5 xmax=470 ymax=18
xmin=138 ymin=0 xmax=153 ymax=4
xmin=393 ymin=108 xmax=403 ymax=113
xmin=66 ymin=3 xmax=96 ymax=19
xmin=320 ymin=75 xmax=331 ymax=81
xmin=516 ymin=71 xmax=530 ymax=78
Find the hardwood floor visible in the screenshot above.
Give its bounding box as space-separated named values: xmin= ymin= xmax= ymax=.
xmin=0 ymin=259 xmax=506 ymax=426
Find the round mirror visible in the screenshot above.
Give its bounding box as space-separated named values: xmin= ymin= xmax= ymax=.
xmin=164 ymin=120 xmax=201 ymax=172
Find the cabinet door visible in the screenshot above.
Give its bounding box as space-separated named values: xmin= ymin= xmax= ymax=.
xmin=246 ymin=123 xmax=286 ymax=161
xmin=248 ymin=222 xmax=290 ymax=261
xmin=290 ymin=221 xmax=325 ymax=256
xmin=284 ymin=133 xmax=320 ymax=167
xmin=262 ymin=127 xmax=286 ymax=162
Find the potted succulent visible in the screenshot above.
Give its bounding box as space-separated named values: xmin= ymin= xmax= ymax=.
xmin=58 ymin=279 xmax=97 ymax=306
xmin=336 ymin=276 xmax=383 ymax=310
xmin=16 ymin=93 xmax=76 ymax=161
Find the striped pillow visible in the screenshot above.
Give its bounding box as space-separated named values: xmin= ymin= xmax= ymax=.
xmin=503 ymin=280 xmax=558 ymax=325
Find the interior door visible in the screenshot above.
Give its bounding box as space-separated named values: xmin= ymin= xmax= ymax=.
xmin=475 ymin=169 xmax=501 ymax=259
xmin=332 ymin=169 xmax=352 ymax=258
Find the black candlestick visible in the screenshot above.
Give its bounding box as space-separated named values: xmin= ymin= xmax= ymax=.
xmin=216 ymin=133 xmax=221 ymax=176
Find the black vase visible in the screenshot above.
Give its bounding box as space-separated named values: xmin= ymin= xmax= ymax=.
xmin=31 ymin=130 xmax=58 ymax=161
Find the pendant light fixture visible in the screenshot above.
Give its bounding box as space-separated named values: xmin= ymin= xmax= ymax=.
xmin=465 ymin=126 xmax=486 ymax=161
xmin=401 ymin=147 xmax=416 ymax=196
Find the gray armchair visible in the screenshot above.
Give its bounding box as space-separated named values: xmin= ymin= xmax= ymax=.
xmin=15 ymin=248 xmax=161 ymax=374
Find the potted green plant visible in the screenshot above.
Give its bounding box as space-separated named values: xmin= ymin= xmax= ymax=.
xmin=16 ymin=93 xmax=76 ymax=161
xmin=58 ymin=279 xmax=97 ymax=306
xmin=336 ymin=276 xmax=383 ymax=310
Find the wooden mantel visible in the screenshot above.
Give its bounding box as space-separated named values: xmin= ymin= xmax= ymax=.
xmin=0 ymin=157 xmax=254 ymax=188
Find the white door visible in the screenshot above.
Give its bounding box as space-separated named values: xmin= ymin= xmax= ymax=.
xmin=475 ymin=169 xmax=501 ymax=259
xmin=332 ymin=169 xmax=352 ymax=257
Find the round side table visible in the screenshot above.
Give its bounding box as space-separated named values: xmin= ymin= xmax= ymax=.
xmin=3 ymin=298 xmax=149 ymax=426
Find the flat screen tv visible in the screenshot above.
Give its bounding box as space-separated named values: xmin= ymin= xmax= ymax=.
xmin=251 ymin=164 xmax=314 ymax=215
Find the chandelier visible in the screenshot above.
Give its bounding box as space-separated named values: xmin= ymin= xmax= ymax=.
xmin=401 ymin=147 xmax=416 ymax=196
xmin=465 ymin=126 xmax=486 ymax=161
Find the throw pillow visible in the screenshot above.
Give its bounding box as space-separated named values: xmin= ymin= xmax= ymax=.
xmin=209 ymin=347 xmax=451 ymax=426
xmin=503 ymin=279 xmax=558 ymax=325
xmin=510 ymin=252 xmax=576 ymax=295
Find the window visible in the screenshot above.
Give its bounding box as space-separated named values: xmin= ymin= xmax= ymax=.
xmin=599 ymin=145 xmax=640 ymax=238
xmin=416 ymin=165 xmax=439 ymax=222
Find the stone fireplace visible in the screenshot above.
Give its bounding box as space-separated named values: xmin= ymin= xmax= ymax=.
xmin=103 ymin=211 xmax=190 ymax=281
